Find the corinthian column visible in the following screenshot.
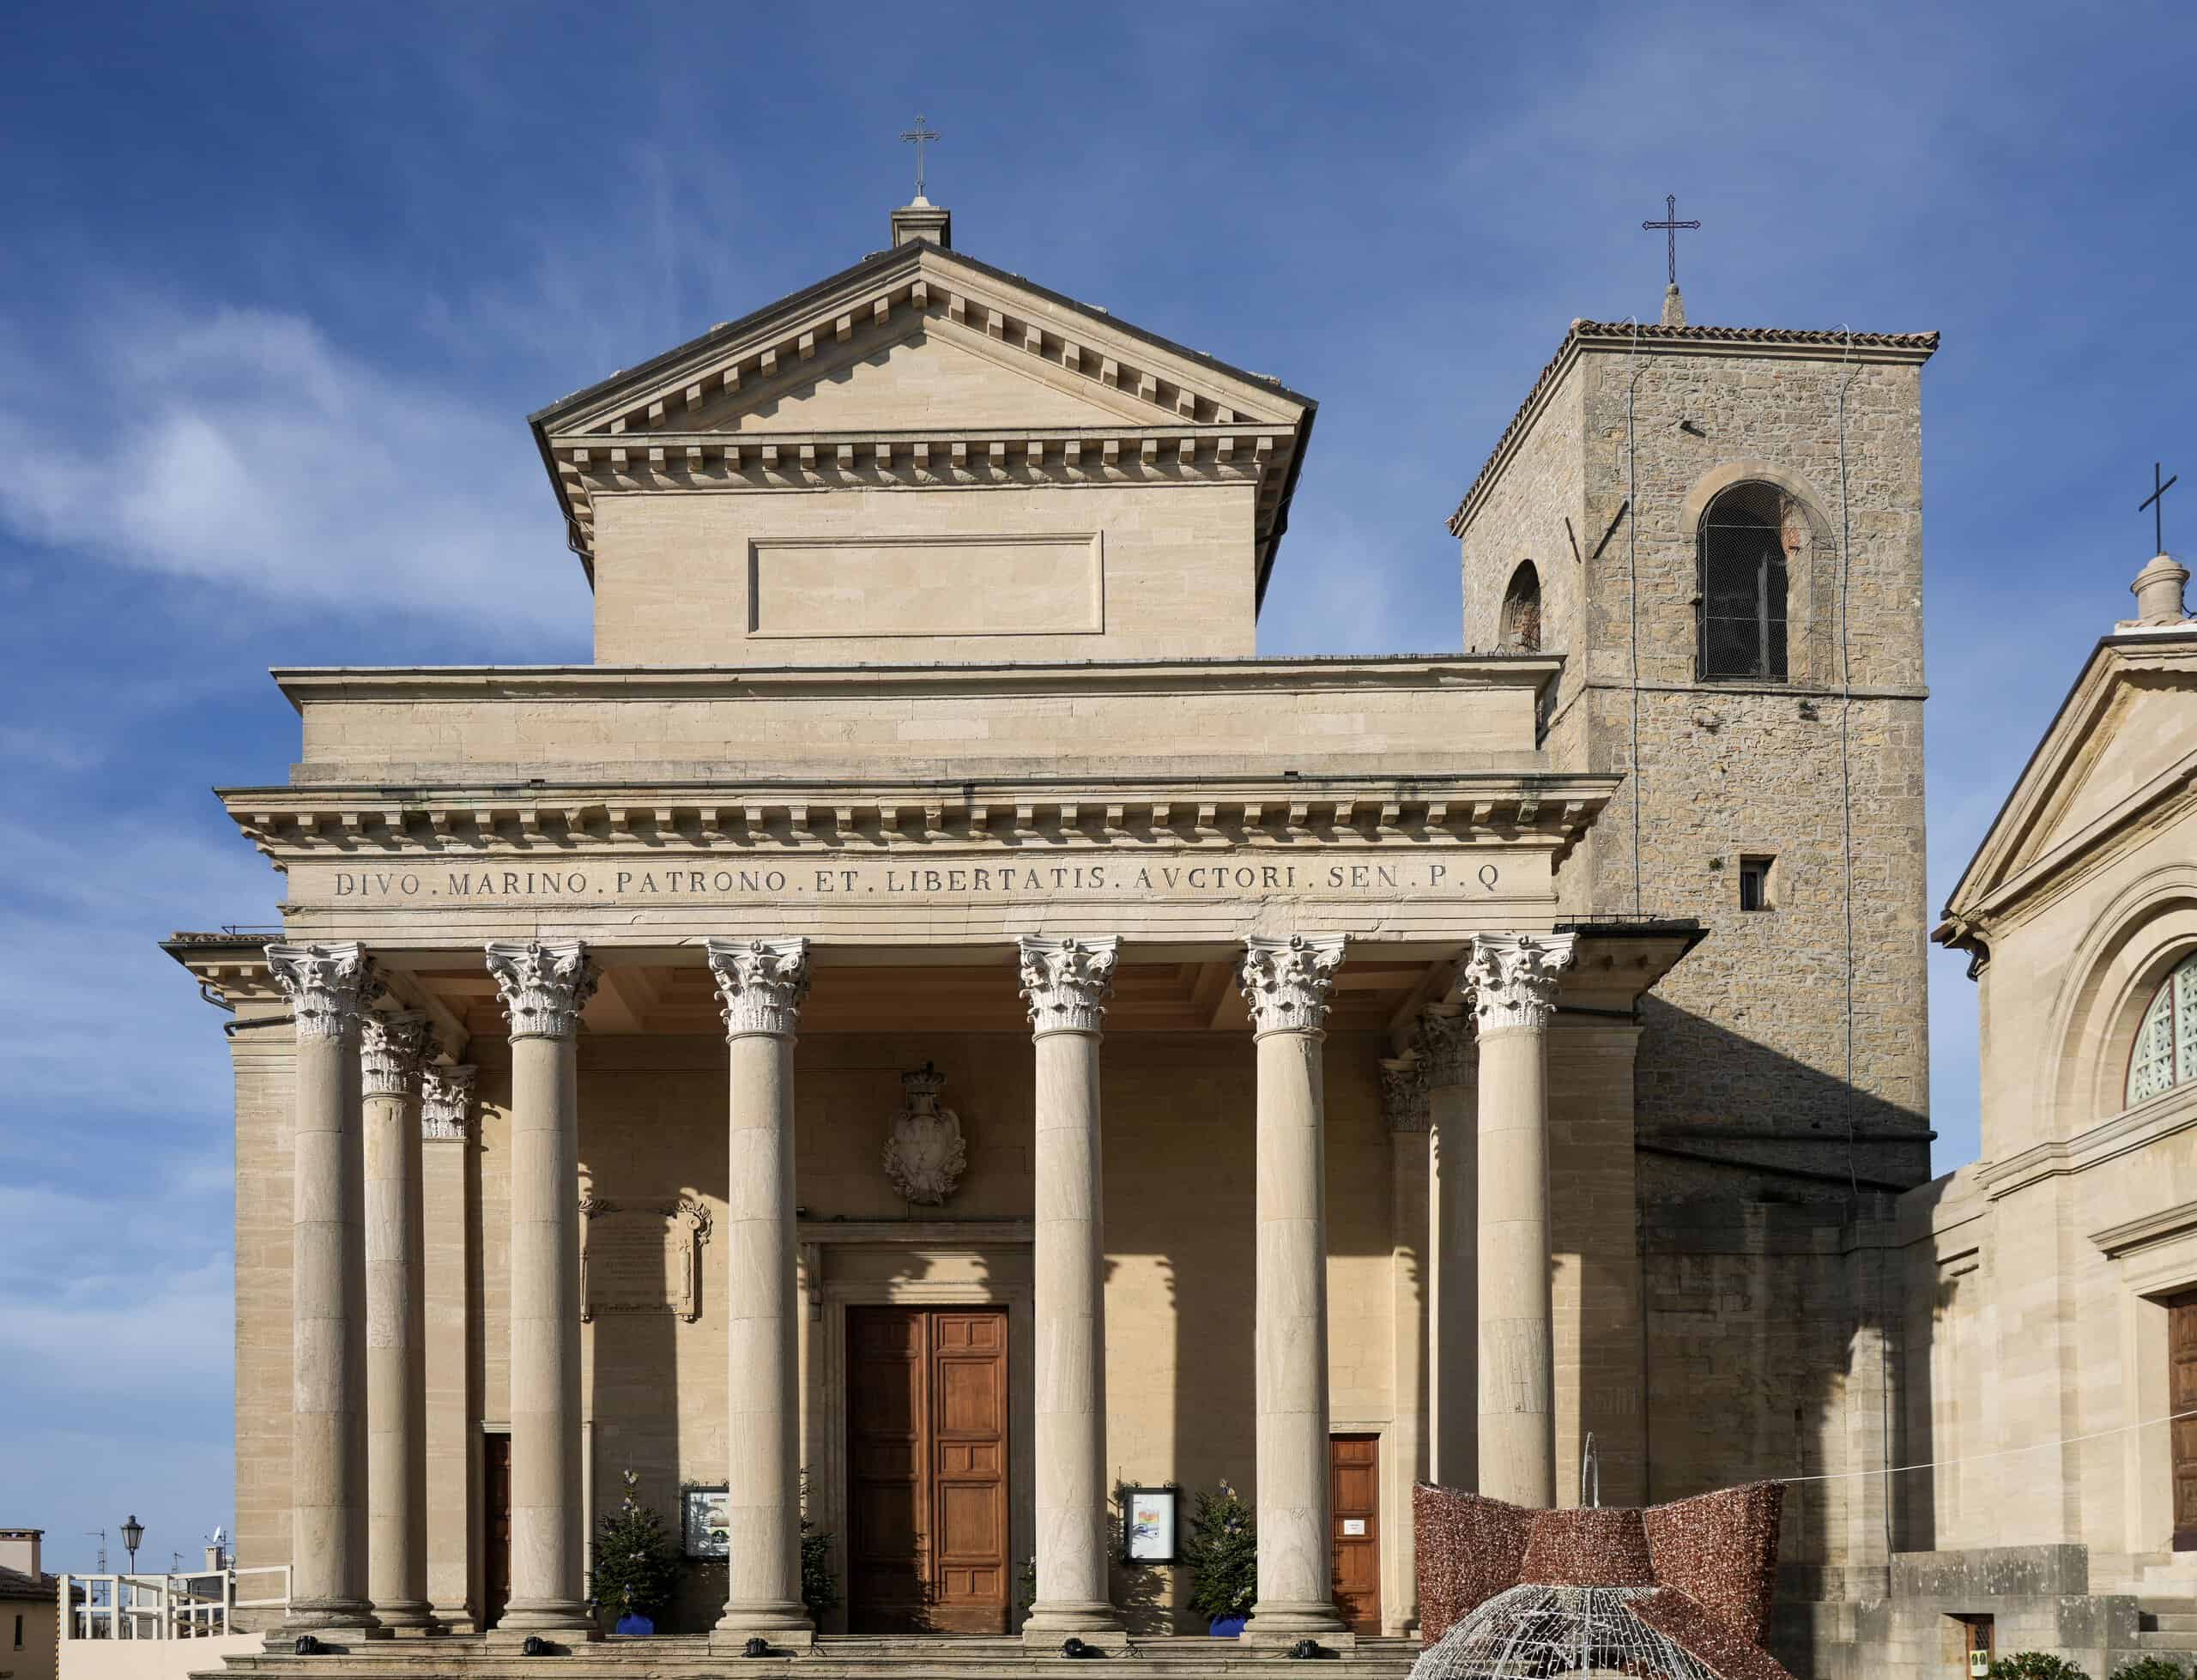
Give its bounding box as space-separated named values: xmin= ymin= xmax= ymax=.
xmin=1017 ymin=936 xmax=1122 ymax=1643
xmin=264 ymin=941 xmax=378 ymax=1643
xmin=361 ymin=1011 xmax=439 ymax=1634
xmin=1464 ymin=933 xmax=1575 ymax=1508
xmin=705 ymin=939 xmax=814 ymax=1648
xmin=420 ymin=1064 xmax=480 ymax=1630
xmin=1239 ymin=934 xmax=1350 ymax=1645
xmin=1418 ymin=1003 xmax=1478 ymax=1490
xmin=484 ymin=940 xmax=598 ymax=1641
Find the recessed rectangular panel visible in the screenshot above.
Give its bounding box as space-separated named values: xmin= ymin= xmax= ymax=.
xmin=748 ymin=534 xmax=1104 ymax=638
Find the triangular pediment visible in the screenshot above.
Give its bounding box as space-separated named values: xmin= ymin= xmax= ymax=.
xmin=681 ymin=323 xmax=1171 ymax=434
xmin=1946 ymin=634 xmax=2197 ymax=921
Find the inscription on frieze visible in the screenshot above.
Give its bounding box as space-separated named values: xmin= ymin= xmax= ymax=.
xmin=579 ymin=1195 xmax=711 ymax=1322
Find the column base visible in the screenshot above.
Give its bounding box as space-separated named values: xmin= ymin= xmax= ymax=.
xmin=1021 ymin=1600 xmax=1125 ymax=1646
xmin=487 ymin=1599 xmax=601 ymax=1646
xmin=368 ymin=1601 xmax=446 ymax=1636
xmin=267 ymin=1599 xmax=379 ymax=1652
xmin=1243 ymin=1599 xmax=1354 ymax=1648
xmin=712 ymin=1600 xmax=814 ymax=1652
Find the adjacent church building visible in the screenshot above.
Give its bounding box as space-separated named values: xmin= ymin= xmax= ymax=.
xmin=169 ymin=196 xmax=1951 ymax=1674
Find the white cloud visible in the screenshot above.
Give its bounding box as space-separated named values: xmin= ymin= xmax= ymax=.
xmin=0 ymin=305 xmax=590 ymax=635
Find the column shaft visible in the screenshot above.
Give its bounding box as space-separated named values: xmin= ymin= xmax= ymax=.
xmin=364 ymin=1013 xmax=436 ymax=1632
xmin=1465 ymin=933 xmax=1574 ymax=1510
xmin=486 ymin=940 xmax=597 ymax=1641
xmin=265 ymin=942 xmax=376 ymax=1641
xmin=1019 ymin=934 xmax=1122 ymax=1641
xmin=421 ymin=1066 xmax=480 ymax=1630
xmin=1429 ymin=1075 xmax=1477 ymax=1489
xmin=709 ymin=938 xmax=812 ymax=1646
xmin=1239 ymin=934 xmax=1348 ymax=1644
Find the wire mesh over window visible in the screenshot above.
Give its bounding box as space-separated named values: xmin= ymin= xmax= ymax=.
xmin=2127 ymin=951 xmax=2197 ymax=1109
xmin=1502 ymin=561 xmax=1543 ymax=653
xmin=1698 ymin=482 xmax=1792 ymax=681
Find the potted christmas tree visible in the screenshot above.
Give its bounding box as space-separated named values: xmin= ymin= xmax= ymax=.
xmin=591 ymin=1470 xmax=677 ymax=1636
xmin=1180 ymin=1481 xmax=1257 ymax=1637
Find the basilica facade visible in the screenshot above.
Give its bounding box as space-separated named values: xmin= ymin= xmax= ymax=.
xmin=168 ymin=198 xmax=1939 ymax=1672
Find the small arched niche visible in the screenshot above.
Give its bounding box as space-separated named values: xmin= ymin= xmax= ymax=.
xmin=1500 ymin=560 xmax=1543 ymax=653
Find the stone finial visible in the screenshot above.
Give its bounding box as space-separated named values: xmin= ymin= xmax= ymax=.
xmin=1414 ymin=1001 xmax=1476 ymax=1088
xmin=484 ymin=939 xmax=598 ymax=1042
xmin=705 ymin=937 xmax=811 ymax=1038
xmin=265 ymin=941 xmax=375 ymax=1042
xmin=360 ymin=1010 xmax=433 ymax=1097
xmin=891 ymin=197 xmax=952 ymax=249
xmin=1017 ymin=935 xmax=1120 ymax=1036
xmin=1238 ymin=934 xmax=1347 ymax=1036
xmin=1661 ymin=284 xmax=1686 ymax=328
xmin=2127 ymin=553 xmax=2191 ymax=627
xmin=421 ymin=1064 xmax=477 ymax=1141
xmin=1461 ymin=933 xmax=1577 ymax=1036
xmin=1380 ymin=1053 xmax=1430 ymax=1133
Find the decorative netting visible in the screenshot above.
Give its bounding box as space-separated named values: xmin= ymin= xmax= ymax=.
xmin=1409 ymin=1583 xmax=1724 ymax=1680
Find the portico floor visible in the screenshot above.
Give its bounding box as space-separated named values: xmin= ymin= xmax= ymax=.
xmin=198 ymin=1633 xmax=1424 ymax=1679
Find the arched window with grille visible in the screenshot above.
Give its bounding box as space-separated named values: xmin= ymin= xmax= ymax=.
xmin=2128 ymin=951 xmax=2197 ymax=1108
xmin=1698 ymin=481 xmax=1795 ymax=680
xmin=1501 ymin=561 xmax=1542 ymax=652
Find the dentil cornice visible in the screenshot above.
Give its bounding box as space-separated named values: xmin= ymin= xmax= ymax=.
xmin=484 ymin=939 xmax=598 ymax=1042
xmin=1462 ymin=933 xmax=1577 ymax=1036
xmin=360 ymin=1010 xmax=433 ymax=1097
xmin=1017 ymin=935 xmax=1120 ymax=1036
xmin=705 ymin=937 xmax=811 ymax=1038
xmin=421 ymin=1063 xmax=477 ymax=1141
xmin=1238 ymin=934 xmax=1347 ymax=1036
xmin=265 ymin=941 xmax=376 ymax=1042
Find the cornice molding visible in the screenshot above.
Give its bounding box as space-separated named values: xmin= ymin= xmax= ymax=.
xmin=2091 ymin=1198 xmax=2197 ymax=1260
xmin=1979 ymin=1084 xmax=2197 ymax=1203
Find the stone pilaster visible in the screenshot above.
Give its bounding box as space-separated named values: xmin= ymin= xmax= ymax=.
xmin=1463 ymin=933 xmax=1574 ymax=1508
xmin=264 ymin=940 xmax=379 ymax=1642
xmin=1418 ymin=1002 xmax=1478 ymax=1490
xmin=1238 ymin=935 xmax=1351 ymax=1644
xmin=361 ymin=1012 xmax=439 ymax=1634
xmin=705 ymin=939 xmax=814 ymax=1647
xmin=1018 ymin=937 xmax=1122 ymax=1642
xmin=419 ymin=1064 xmax=479 ymax=1629
xmin=484 ymin=940 xmax=598 ymax=1641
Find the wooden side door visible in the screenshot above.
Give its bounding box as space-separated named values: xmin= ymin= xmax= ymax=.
xmin=2172 ymin=1293 xmax=2197 ymax=1549
xmin=482 ymin=1431 xmax=511 ymax=1630
xmin=929 ymin=1311 xmax=1010 ymax=1632
xmin=1329 ymin=1434 xmax=1380 ymax=1634
xmin=848 ymin=1308 xmax=930 ymax=1631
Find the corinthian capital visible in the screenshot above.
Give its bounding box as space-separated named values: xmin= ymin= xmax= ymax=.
xmin=360 ymin=1011 xmax=433 ymax=1097
xmin=1017 ymin=935 xmax=1119 ymax=1036
xmin=1462 ymin=933 xmax=1577 ymax=1036
xmin=1380 ymin=1053 xmax=1429 ymax=1133
xmin=1238 ymin=934 xmax=1347 ymax=1036
xmin=421 ymin=1064 xmax=477 ymax=1141
xmin=705 ymin=938 xmax=810 ymax=1038
xmin=1414 ymin=1002 xmax=1476 ymax=1088
xmin=265 ymin=941 xmax=376 ymax=1042
xmin=485 ymin=940 xmax=597 ymax=1042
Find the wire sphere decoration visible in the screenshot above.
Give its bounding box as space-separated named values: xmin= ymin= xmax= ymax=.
xmin=1408 ymin=1582 xmax=1726 ymax=1680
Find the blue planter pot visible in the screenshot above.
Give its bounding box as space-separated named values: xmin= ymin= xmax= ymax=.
xmin=614 ymin=1613 xmax=655 ymax=1637
xmin=1208 ymin=1614 xmax=1248 ymax=1639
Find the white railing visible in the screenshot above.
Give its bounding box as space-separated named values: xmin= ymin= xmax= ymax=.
xmin=58 ymin=1567 xmax=289 ymax=1641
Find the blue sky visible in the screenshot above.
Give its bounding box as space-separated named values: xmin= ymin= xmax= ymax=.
xmin=4 ymin=0 xmax=2194 ymax=1574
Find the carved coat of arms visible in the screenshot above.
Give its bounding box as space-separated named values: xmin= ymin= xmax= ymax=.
xmin=882 ymin=1062 xmax=966 ymax=1206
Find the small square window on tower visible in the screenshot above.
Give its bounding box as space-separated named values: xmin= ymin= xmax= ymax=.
xmin=1739 ymin=855 xmax=1775 ymax=912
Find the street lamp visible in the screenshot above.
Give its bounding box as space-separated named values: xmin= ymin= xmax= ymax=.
xmin=120 ymin=1515 xmax=143 ymax=1577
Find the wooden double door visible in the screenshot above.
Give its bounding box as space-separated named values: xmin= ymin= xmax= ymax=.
xmin=846 ymin=1307 xmax=1012 ymax=1632
xmin=2174 ymin=1292 xmax=2197 ymax=1549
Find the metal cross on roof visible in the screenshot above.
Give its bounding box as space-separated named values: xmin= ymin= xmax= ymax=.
xmin=899 ymin=113 xmax=941 ymax=199
xmin=2141 ymin=461 xmax=2180 ymax=555
xmin=1642 ymin=193 xmax=1702 ymax=289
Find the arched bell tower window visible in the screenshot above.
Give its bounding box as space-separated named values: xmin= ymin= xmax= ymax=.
xmin=1500 ymin=560 xmax=1542 ymax=652
xmin=1698 ymin=481 xmax=1795 ymax=680
xmin=2127 ymin=951 xmax=2197 ymax=1108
